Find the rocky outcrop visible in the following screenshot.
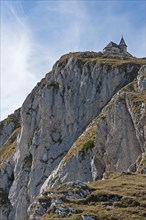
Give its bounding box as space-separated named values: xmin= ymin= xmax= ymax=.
xmin=28 ymin=180 xmax=91 ymax=220
xmin=0 ymin=52 xmax=145 ymax=220
xmin=0 ymin=109 xmax=21 ymax=149
xmin=137 ymin=65 xmax=146 ymax=93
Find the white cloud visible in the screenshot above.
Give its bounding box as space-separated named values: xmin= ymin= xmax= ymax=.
xmin=1 ymin=3 xmax=38 ymax=120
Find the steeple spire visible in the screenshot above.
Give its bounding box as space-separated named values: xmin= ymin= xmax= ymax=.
xmin=119 ymin=36 xmax=127 ymax=47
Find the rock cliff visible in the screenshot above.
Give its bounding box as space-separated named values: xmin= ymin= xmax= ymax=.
xmin=41 ymin=64 xmax=146 ymax=190
xmin=0 ymin=109 xmax=21 ymax=220
xmin=0 ymin=51 xmax=145 ymax=220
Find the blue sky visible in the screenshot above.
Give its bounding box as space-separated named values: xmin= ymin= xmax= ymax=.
xmin=1 ymin=0 xmax=146 ymax=120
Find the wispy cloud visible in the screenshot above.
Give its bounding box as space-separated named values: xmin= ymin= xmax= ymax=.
xmin=1 ymin=2 xmax=37 ymax=120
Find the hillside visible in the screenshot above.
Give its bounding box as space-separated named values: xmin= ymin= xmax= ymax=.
xmin=0 ymin=52 xmax=146 ymax=220
xmin=31 ymin=173 xmax=146 ymax=220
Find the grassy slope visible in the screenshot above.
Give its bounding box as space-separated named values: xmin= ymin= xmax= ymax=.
xmin=56 ymin=52 xmax=146 ymax=68
xmin=0 ymin=127 xmax=21 ymax=168
xmin=41 ymin=173 xmax=146 ymax=220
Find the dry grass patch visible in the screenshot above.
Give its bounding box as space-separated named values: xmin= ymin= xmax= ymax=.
xmin=63 ymin=119 xmax=97 ymax=162
xmin=40 ymin=173 xmax=146 ymax=220
xmin=54 ymin=52 xmax=146 ymax=74
xmin=128 ymin=92 xmax=146 ymax=114
xmin=0 ymin=127 xmax=21 ymax=168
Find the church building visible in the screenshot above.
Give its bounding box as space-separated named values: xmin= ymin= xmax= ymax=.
xmin=103 ymin=36 xmax=129 ymax=54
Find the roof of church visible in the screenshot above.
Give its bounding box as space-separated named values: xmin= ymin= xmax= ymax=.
xmin=104 ymin=37 xmax=127 ymax=50
xmin=104 ymin=41 xmax=119 ymax=49
xmin=119 ymin=36 xmax=127 ymax=47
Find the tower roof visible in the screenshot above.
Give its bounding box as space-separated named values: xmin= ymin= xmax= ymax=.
xmin=119 ymin=36 xmax=127 ymax=47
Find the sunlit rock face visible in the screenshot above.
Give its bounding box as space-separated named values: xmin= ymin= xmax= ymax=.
xmin=0 ymin=51 xmax=145 ymax=220
xmin=40 ymin=65 xmax=146 ymax=191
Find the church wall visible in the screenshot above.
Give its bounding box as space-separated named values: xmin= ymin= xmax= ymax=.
xmin=103 ymin=47 xmax=120 ymax=54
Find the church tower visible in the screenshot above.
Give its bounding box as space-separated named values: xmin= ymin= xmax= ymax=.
xmin=119 ymin=36 xmax=127 ymax=53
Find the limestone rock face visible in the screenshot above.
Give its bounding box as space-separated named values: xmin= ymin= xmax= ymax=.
xmin=41 ymin=64 xmax=146 ymax=189
xmin=0 ymin=52 xmax=145 ymax=220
